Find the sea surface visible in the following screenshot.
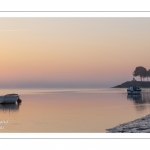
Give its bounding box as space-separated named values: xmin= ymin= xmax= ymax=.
xmin=0 ymin=88 xmax=150 ymax=133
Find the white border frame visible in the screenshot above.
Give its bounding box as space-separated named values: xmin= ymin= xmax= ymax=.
xmin=0 ymin=9 xmax=150 ymax=139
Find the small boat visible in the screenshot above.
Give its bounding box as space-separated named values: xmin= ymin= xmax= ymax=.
xmin=0 ymin=94 xmax=19 ymax=104
xmin=127 ymin=86 xmax=141 ymax=95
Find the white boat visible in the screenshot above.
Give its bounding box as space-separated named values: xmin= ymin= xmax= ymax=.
xmin=127 ymin=86 xmax=141 ymax=95
xmin=0 ymin=94 xmax=19 ymax=104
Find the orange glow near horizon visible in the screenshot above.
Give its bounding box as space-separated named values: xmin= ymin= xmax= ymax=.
xmin=0 ymin=18 xmax=150 ymax=88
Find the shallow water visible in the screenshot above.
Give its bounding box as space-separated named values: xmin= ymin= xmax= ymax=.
xmin=0 ymin=88 xmax=150 ymax=132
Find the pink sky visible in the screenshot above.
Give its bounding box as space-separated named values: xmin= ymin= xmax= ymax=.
xmin=0 ymin=18 xmax=150 ymax=88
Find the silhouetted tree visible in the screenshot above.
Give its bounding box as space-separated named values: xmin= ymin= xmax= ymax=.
xmin=133 ymin=66 xmax=147 ymax=81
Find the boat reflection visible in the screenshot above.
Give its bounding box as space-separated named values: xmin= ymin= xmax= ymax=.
xmin=127 ymin=94 xmax=142 ymax=102
xmin=0 ymin=103 xmax=21 ymax=112
xmin=127 ymin=93 xmax=150 ymax=111
xmin=127 ymin=93 xmax=150 ymax=104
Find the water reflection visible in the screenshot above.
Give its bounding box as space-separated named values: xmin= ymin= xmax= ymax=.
xmin=127 ymin=93 xmax=150 ymax=104
xmin=0 ymin=103 xmax=21 ymax=112
xmin=127 ymin=93 xmax=150 ymax=111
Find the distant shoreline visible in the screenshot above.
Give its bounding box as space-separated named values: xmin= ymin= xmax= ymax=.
xmin=112 ymin=81 xmax=150 ymax=88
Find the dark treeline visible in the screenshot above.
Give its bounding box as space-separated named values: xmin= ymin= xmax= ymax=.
xmin=133 ymin=66 xmax=150 ymax=81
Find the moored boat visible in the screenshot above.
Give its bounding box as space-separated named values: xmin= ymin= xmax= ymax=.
xmin=0 ymin=94 xmax=19 ymax=104
xmin=127 ymin=86 xmax=141 ymax=95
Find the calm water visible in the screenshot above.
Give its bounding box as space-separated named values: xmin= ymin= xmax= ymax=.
xmin=0 ymin=88 xmax=150 ymax=132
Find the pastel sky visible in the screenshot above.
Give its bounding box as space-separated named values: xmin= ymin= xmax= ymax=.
xmin=0 ymin=18 xmax=150 ymax=88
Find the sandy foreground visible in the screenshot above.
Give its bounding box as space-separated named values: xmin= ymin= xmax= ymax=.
xmin=106 ymin=114 xmax=150 ymax=133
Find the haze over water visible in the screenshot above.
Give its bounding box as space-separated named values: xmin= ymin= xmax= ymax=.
xmin=0 ymin=88 xmax=150 ymax=132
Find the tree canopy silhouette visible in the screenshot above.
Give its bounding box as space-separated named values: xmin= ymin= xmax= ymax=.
xmin=133 ymin=66 xmax=147 ymax=81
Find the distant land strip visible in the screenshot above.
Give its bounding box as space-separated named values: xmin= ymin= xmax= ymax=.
xmin=112 ymin=81 xmax=150 ymax=88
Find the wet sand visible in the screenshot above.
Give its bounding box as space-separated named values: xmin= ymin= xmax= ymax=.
xmin=106 ymin=114 xmax=150 ymax=133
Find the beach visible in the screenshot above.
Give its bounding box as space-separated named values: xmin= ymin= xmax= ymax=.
xmin=106 ymin=114 xmax=150 ymax=133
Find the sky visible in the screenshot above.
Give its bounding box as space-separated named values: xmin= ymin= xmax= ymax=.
xmin=0 ymin=18 xmax=150 ymax=88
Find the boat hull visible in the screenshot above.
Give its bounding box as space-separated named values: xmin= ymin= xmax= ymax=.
xmin=127 ymin=86 xmax=141 ymax=95
xmin=127 ymin=91 xmax=141 ymax=95
xmin=3 ymin=97 xmax=19 ymax=103
xmin=0 ymin=94 xmax=19 ymax=104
